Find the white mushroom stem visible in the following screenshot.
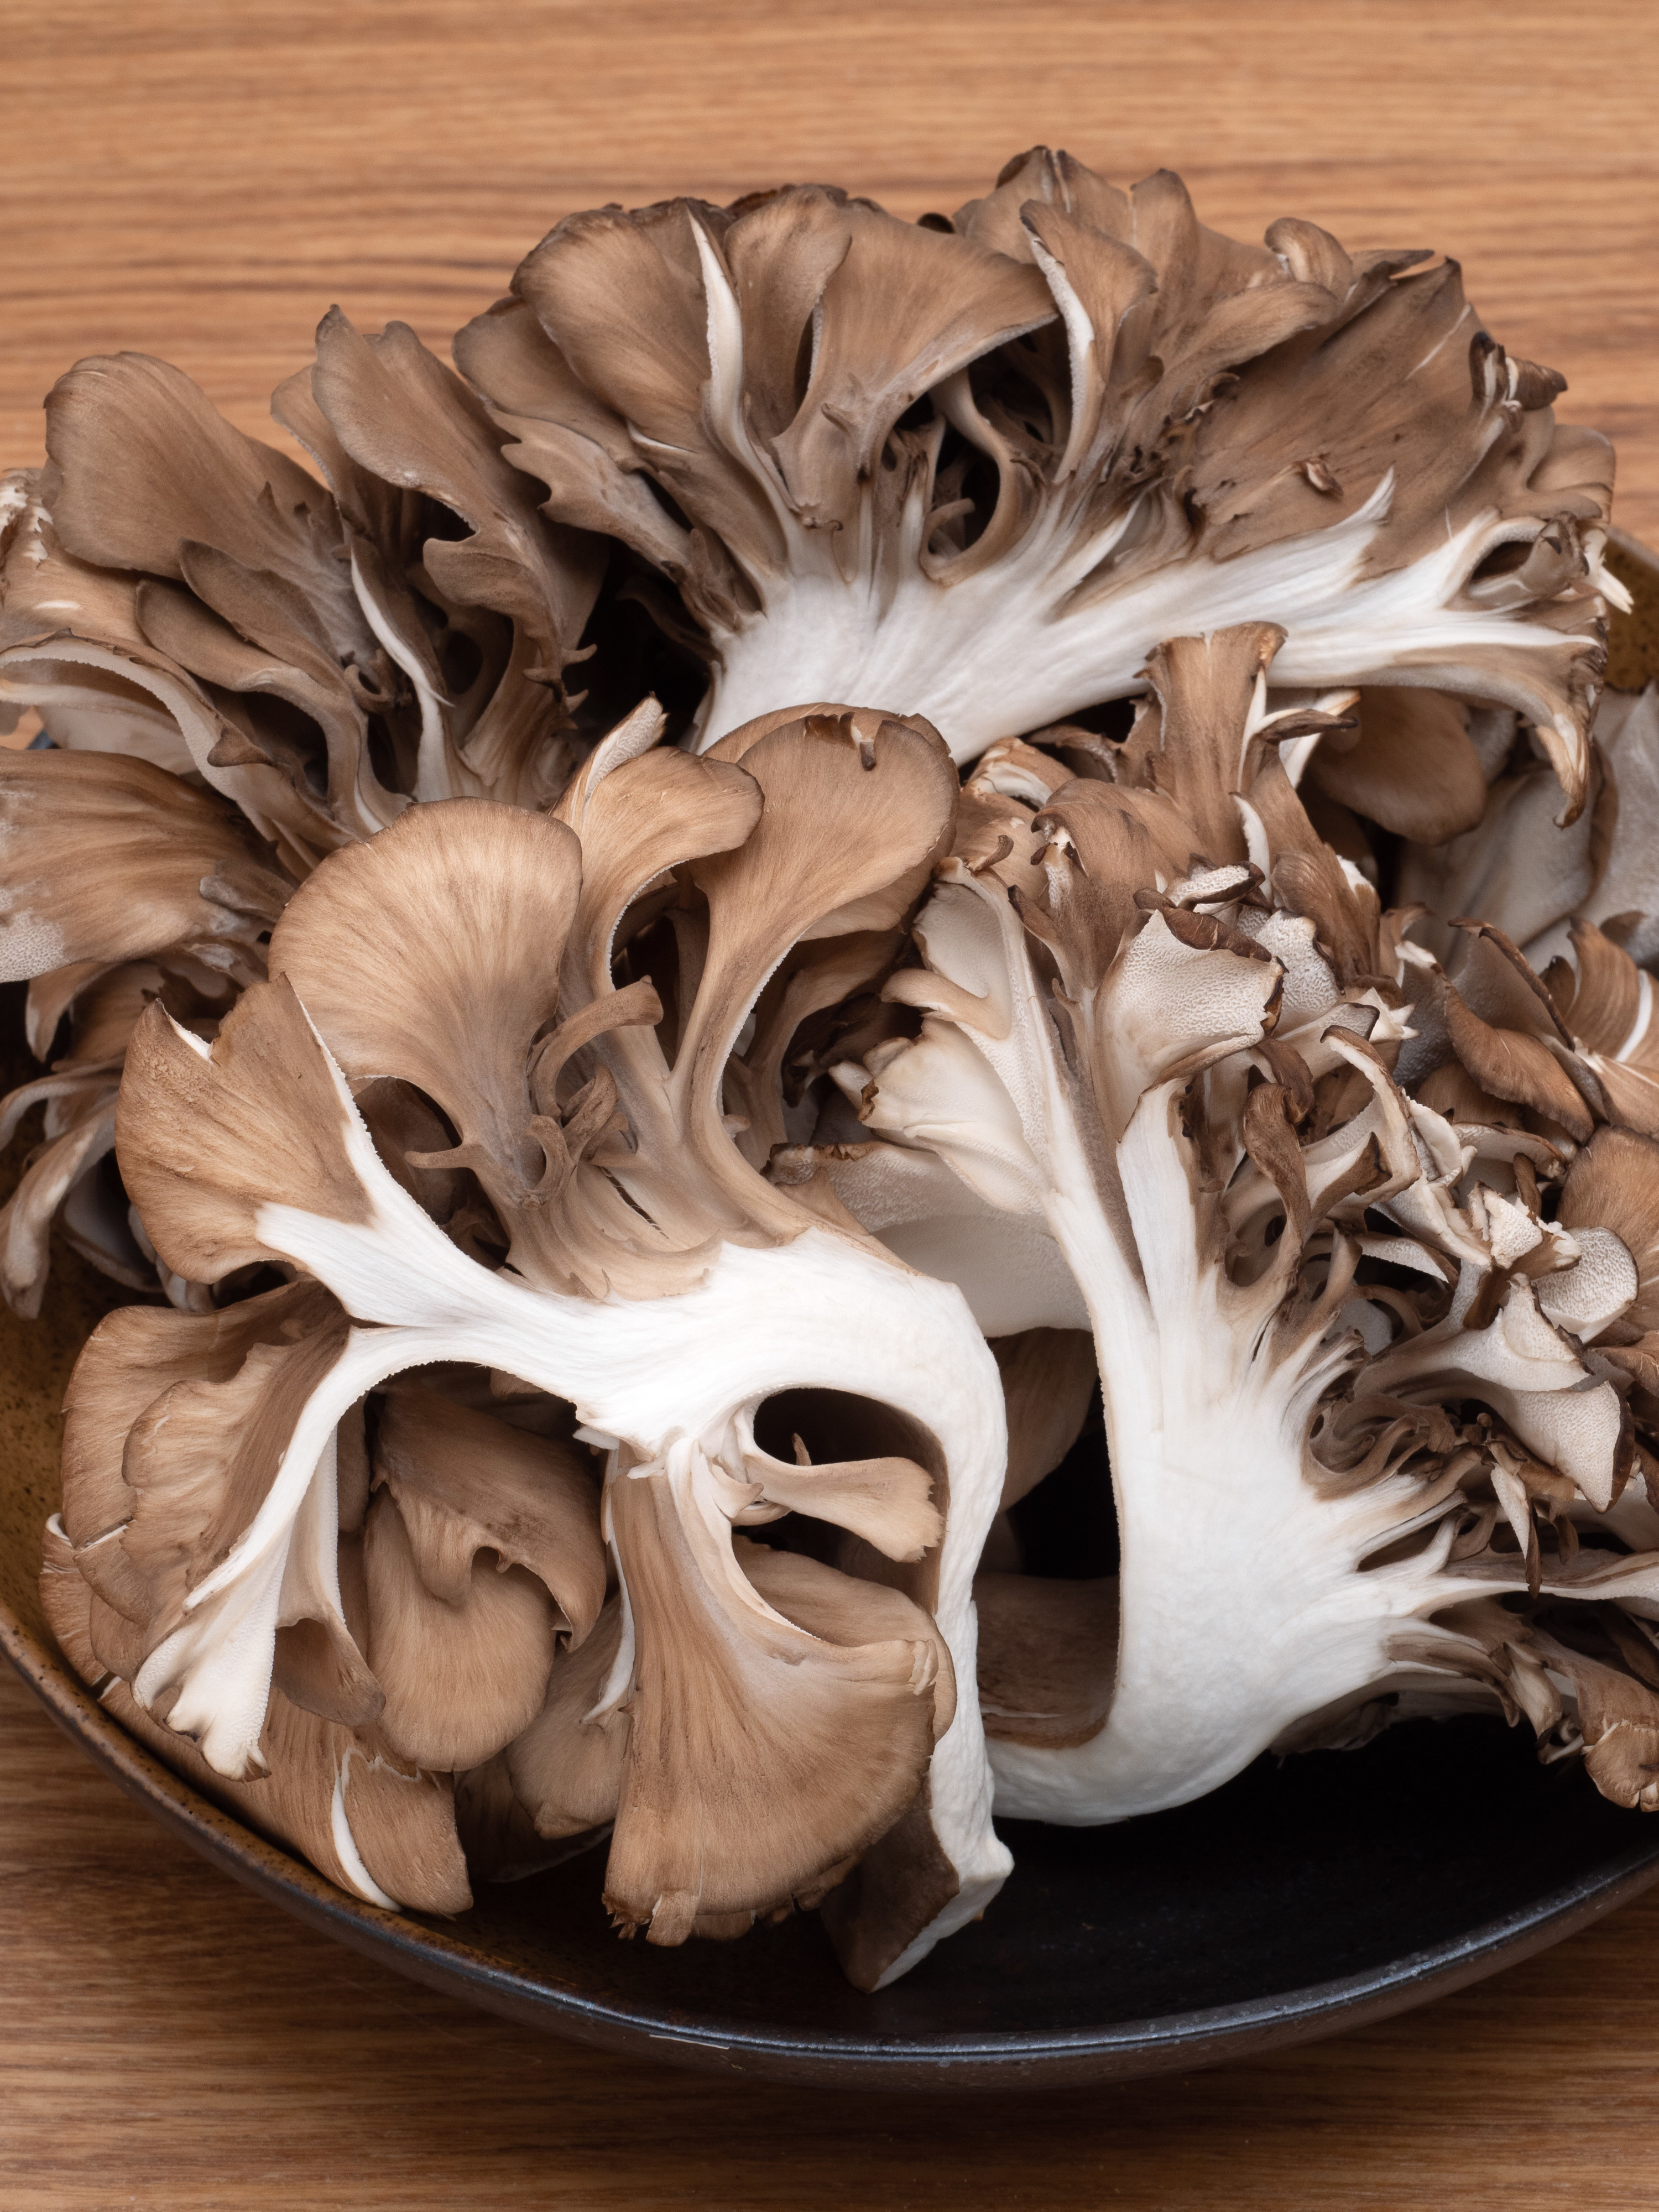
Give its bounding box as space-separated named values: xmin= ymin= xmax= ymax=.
xmin=696 ymin=479 xmax=1605 ymax=770
xmin=852 ymin=868 xmax=1635 ymax=1822
xmin=677 ymin=221 xmax=1616 ymax=768
xmin=145 ymin=1011 xmax=1013 ymax=1960
xmin=989 ymin=1086 xmax=1515 ymax=1821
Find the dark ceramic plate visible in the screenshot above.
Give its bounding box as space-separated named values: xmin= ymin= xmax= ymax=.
xmin=8 ymin=1610 xmax=1659 ymax=2091
xmin=7 ymin=533 xmax=1659 ymax=2092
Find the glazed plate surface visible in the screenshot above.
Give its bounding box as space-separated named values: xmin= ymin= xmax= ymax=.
xmin=7 ymin=1602 xmax=1659 ymax=2090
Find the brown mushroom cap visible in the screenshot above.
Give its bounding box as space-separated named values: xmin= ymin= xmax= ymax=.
xmin=601 ymin=1475 xmax=952 ymax=1943
xmin=0 ymin=748 xmax=287 ymax=987
xmin=41 ymin=1519 xmax=470 ymax=1914
xmin=360 ymin=1385 xmax=608 ymax=1771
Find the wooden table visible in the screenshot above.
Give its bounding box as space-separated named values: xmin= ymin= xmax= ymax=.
xmin=6 ymin=2 xmax=1659 ymax=2202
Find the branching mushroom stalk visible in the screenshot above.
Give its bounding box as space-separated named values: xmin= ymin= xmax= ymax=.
xmin=800 ymin=624 xmax=1659 ymax=1822
xmin=47 ymin=709 xmax=1011 ymax=1987
xmin=457 ymin=152 xmax=1620 ymax=791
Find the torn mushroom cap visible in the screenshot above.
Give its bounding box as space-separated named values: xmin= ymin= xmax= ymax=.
xmin=458 ymin=156 xmax=1616 ymax=795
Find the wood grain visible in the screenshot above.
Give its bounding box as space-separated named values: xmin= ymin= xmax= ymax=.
xmin=5 ymin=1658 xmax=1659 ymax=2211
xmin=4 ymin=0 xmax=1659 ymax=538
xmin=6 ymin=2 xmax=1659 ymax=2202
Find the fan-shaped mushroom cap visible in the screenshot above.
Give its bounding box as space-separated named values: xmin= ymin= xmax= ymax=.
xmin=42 ymin=1519 xmax=471 ymax=1913
xmin=374 ymin=1386 xmax=605 ymax=1632
xmin=1303 ymin=689 xmax=1490 ymax=846
xmin=460 ymin=157 xmax=1618 ymax=800
xmin=362 ymin=1491 xmax=561 ymax=1772
xmin=601 ymin=1478 xmax=951 ymax=1945
xmin=503 ymin=1593 xmax=631 ymax=1841
xmin=272 ymin=799 xmax=583 ymax=1221
xmin=362 ymin=1386 xmax=607 ymax=1770
xmin=0 ymin=749 xmax=287 ymax=987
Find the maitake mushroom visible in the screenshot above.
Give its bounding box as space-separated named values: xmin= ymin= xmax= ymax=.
xmin=456 ymin=150 xmax=1621 ymax=795
xmin=804 ymin=624 xmax=1659 ymax=1816
xmin=12 ymin=149 xmax=1659 ymax=1989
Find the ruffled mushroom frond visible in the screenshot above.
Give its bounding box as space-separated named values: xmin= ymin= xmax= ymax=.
xmin=456 ymin=187 xmax=1054 ymax=622
xmin=275 ymin=309 xmax=606 ymax=810
xmin=12 ymin=356 xmax=388 ymax=864
xmin=453 ymin=154 xmax=1620 ymax=787
xmin=3 ymin=335 xmax=608 ymax=870
xmin=43 ymin=1513 xmax=471 ymax=1914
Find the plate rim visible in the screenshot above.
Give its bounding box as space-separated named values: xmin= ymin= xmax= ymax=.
xmin=10 ymin=561 xmax=1659 ymax=2091
xmin=10 ymin=1605 xmax=1659 ymax=2091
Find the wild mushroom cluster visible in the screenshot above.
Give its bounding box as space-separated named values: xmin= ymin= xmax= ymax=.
xmin=5 ymin=149 xmax=1657 ymax=1991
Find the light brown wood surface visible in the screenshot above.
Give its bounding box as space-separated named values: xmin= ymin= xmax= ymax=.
xmin=5 ymin=1657 xmax=1659 ymax=2212
xmin=6 ymin=2 xmax=1659 ymax=2203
